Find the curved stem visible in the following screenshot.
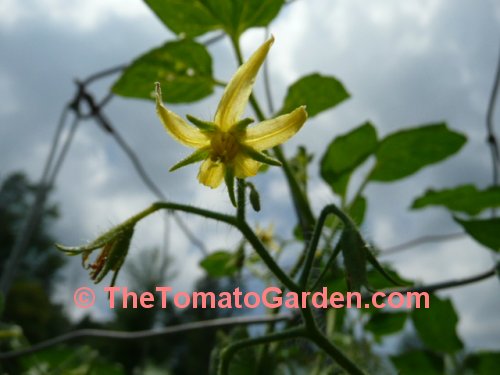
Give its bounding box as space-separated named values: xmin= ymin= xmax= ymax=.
xmin=218 ymin=327 xmax=306 ymax=375
xmin=300 ymin=204 xmax=354 ymax=288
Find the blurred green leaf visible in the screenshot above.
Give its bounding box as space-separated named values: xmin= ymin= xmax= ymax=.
xmin=349 ymin=195 xmax=367 ymax=226
xmin=367 ymin=265 xmax=413 ymax=290
xmin=464 ymin=351 xmax=500 ymax=374
xmin=454 ymin=217 xmax=500 ymax=252
xmin=370 ymin=123 xmax=466 ymax=182
xmin=280 ymin=73 xmax=350 ymax=118
xmin=144 ymin=0 xmax=219 ymax=37
xmin=144 ymin=0 xmax=285 ymax=38
xmin=341 ymin=228 xmax=367 ymax=291
xmin=391 ymin=350 xmax=444 ymax=375
xmin=113 ymin=40 xmax=214 ymax=103
xmin=200 ymin=250 xmax=238 ymax=277
xmin=320 ymin=122 xmax=378 ymax=197
xmin=412 ymin=185 xmax=500 ymax=215
xmin=365 ymin=312 xmax=407 ymax=339
xmin=411 ymin=294 xmax=463 ymax=353
xmin=290 ymin=145 xmax=313 ymax=193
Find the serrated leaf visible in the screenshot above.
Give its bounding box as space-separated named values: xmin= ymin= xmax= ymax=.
xmin=391 ymin=350 xmax=444 ymax=375
xmin=365 ymin=312 xmax=407 ymax=338
xmin=280 ymin=73 xmax=350 ymax=118
xmin=412 ymin=185 xmax=500 ymax=215
xmin=200 ymin=251 xmax=238 ymax=277
xmin=411 ymin=294 xmax=463 ymax=353
xmin=370 ymin=123 xmax=466 ymax=182
xmin=112 ymin=40 xmax=214 ymax=103
xmin=320 ymin=122 xmax=378 ymax=197
xmin=144 ymin=0 xmax=285 ymax=38
xmin=454 ymin=217 xmax=500 ymax=252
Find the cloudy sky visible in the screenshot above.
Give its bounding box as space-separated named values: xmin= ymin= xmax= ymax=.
xmin=1 ymin=0 xmax=499 ymax=350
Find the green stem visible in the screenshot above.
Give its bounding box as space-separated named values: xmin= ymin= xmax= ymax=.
xmin=128 ymin=201 xmax=300 ymax=294
xmin=238 ymin=221 xmax=300 ymax=293
xmin=218 ymin=327 xmax=306 ymax=375
xmin=348 ymin=167 xmax=373 ymax=210
xmin=310 ymin=240 xmax=343 ymax=292
xmin=300 ymin=204 xmax=354 ymax=288
xmin=236 ymin=178 xmax=246 ymax=222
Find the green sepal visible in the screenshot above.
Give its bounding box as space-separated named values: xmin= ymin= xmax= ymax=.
xmin=234 ymin=117 xmax=254 ymax=131
xmin=55 ymin=223 xmax=132 ymax=254
xmin=186 ymin=114 xmax=217 ymax=132
xmin=225 ymin=167 xmax=236 ymax=207
xmin=243 ymin=146 xmax=282 ymax=166
xmin=93 ymin=227 xmax=134 ymax=285
xmin=170 ymin=148 xmax=209 ymax=172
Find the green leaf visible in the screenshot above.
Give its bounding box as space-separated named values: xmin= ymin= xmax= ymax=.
xmin=144 ymin=0 xmax=285 ymax=38
xmin=341 ymin=228 xmax=367 ymax=292
xmin=454 ymin=217 xmax=500 ymax=252
xmin=290 ymin=145 xmax=313 ymax=193
xmin=320 ymin=122 xmax=378 ymax=197
xmin=412 ymin=185 xmax=500 ymax=215
xmin=144 ymin=0 xmax=219 ymax=37
xmin=365 ymin=312 xmax=407 ymax=339
xmin=112 ymin=40 xmax=214 ymax=103
xmin=280 ymin=73 xmax=350 ymax=118
xmin=411 ymin=294 xmax=463 ymax=353
xmin=464 ymin=351 xmax=500 ymax=374
xmin=391 ymin=351 xmax=444 ymax=375
xmin=367 ymin=265 xmax=413 ymax=289
xmin=370 ymin=123 xmax=466 ymax=182
xmin=349 ymin=195 xmax=367 ymax=226
xmin=200 ymin=251 xmax=238 ymax=277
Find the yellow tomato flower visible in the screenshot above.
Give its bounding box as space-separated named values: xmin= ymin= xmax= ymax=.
xmin=155 ymin=36 xmax=307 ymax=189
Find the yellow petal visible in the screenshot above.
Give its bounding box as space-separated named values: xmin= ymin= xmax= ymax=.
xmin=155 ymin=83 xmax=210 ymax=148
xmin=243 ymin=106 xmax=307 ymax=151
xmin=214 ymin=36 xmax=274 ymax=131
xmin=233 ymin=154 xmax=261 ymax=179
xmin=197 ymin=159 xmax=225 ymax=188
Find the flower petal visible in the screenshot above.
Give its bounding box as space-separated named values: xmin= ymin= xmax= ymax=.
xmin=243 ymin=106 xmax=307 ymax=151
xmin=214 ymin=36 xmax=274 ymax=131
xmin=197 ymin=159 xmax=225 ymax=188
xmin=155 ymin=83 xmax=210 ymax=148
xmin=233 ymin=154 xmax=261 ymax=179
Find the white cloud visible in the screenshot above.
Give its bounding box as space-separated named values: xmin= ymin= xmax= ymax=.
xmin=0 ymin=0 xmax=150 ymax=32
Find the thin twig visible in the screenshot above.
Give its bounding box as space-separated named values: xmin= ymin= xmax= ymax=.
xmin=379 ymin=232 xmax=465 ymax=256
xmin=486 ymin=43 xmax=500 ymax=217
xmin=0 ymin=314 xmax=293 ymax=360
xmin=361 ymin=267 xmax=496 ymax=301
xmin=76 ymin=86 xmax=208 ymax=255
xmin=81 ymin=64 xmax=127 ymax=85
xmin=0 ymin=106 xmax=76 ymax=295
